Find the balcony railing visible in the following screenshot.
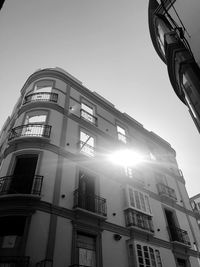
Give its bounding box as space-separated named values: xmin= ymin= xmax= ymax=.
xmin=80 ymin=109 xmax=97 ymax=126
xmin=74 ymin=189 xmax=107 ymax=217
xmin=35 ymin=259 xmax=53 ymax=267
xmin=157 ymin=183 xmax=177 ymax=200
xmin=168 ymin=226 xmax=191 ymax=246
xmin=124 ymin=209 xmax=154 ymax=233
xmin=0 ymin=175 xmax=43 ymax=196
xmin=8 ymin=124 xmax=52 ymax=140
xmin=23 ymin=92 xmax=58 ymax=104
xmin=79 ymin=141 xmax=95 ymax=157
xmin=0 ymin=256 xmax=30 ymax=267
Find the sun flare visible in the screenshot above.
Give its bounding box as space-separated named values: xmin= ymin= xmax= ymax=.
xmin=108 ymin=149 xmax=144 ymax=167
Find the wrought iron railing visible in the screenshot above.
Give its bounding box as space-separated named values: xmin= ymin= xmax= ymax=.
xmin=80 ymin=109 xmax=97 ymax=126
xmin=157 ymin=183 xmax=177 ymax=200
xmin=168 ymin=226 xmax=191 ymax=246
xmin=23 ymin=92 xmax=58 ymax=104
xmin=74 ymin=189 xmax=107 ymax=217
xmin=8 ymin=124 xmax=52 ymax=140
xmin=35 ymin=259 xmax=53 ymax=267
xmin=0 ymin=175 xmax=43 ymax=196
xmin=0 ymin=256 xmax=30 ymax=267
xmin=124 ymin=209 xmax=154 ymax=232
xmin=79 ymin=141 xmax=95 ymax=157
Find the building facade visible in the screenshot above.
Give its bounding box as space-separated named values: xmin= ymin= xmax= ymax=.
xmin=148 ymin=0 xmax=200 ymax=133
xmin=190 ymin=194 xmax=200 ymax=230
xmin=0 ymin=67 xmax=200 ymax=266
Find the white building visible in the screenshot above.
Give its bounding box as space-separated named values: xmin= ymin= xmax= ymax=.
xmin=0 ymin=67 xmax=199 ymax=267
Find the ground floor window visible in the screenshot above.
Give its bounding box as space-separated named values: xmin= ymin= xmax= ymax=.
xmin=136 ymin=244 xmax=162 ymax=267
xmin=77 ymin=233 xmax=96 ymax=267
xmin=0 ymin=216 xmax=26 ymax=249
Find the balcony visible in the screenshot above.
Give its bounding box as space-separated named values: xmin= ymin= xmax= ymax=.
xmin=0 ymin=256 xmax=30 ymax=267
xmin=157 ymin=183 xmax=177 ymax=201
xmin=36 ymin=259 xmax=53 ymax=267
xmin=124 ymin=209 xmax=154 ymax=233
xmin=73 ymin=189 xmax=107 ymax=217
xmin=168 ymin=226 xmax=191 ymax=246
xmin=0 ymin=175 xmax=43 ymax=196
xmin=23 ymin=92 xmax=58 ymax=104
xmin=80 ymin=109 xmax=97 ymax=126
xmin=8 ymin=124 xmax=51 ymax=140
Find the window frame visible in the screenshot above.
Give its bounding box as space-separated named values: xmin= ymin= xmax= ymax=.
xmin=79 ymin=129 xmax=96 ymax=157
xmin=80 ymin=99 xmax=97 ymax=126
xmin=23 ymin=110 xmax=49 ymax=124
xmin=126 ymin=186 xmax=152 ymax=216
xmin=33 ymin=79 xmax=55 ymax=91
xmin=116 ymin=124 xmax=128 ymax=144
xmin=136 ymin=243 xmax=163 ymax=267
xmin=71 ymin=226 xmax=102 ymax=267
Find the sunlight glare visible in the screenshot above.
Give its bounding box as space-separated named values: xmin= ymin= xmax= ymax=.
xmin=108 ymin=149 xmax=144 ymax=167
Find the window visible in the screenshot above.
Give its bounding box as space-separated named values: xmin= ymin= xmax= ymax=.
xmin=0 ymin=216 xmax=26 ymax=249
xmin=34 ymin=79 xmax=54 ymax=92
xmin=77 ymin=233 xmax=96 ymax=267
xmin=23 ymin=112 xmax=47 ymax=137
xmin=182 ymin=75 xmax=199 ymax=120
xmin=164 ymin=209 xmax=190 ymax=245
xmin=125 ymin=209 xmax=154 ymax=232
xmin=125 ymin=167 xmax=145 ymax=185
xmin=127 ymin=187 xmax=152 ymax=215
xmin=78 ymin=171 xmax=96 ymax=213
xmin=80 ymin=130 xmax=95 ymax=157
xmin=9 ymin=111 xmax=51 ymax=140
xmin=24 ymin=80 xmax=58 ymax=104
xmin=155 ymin=173 xmax=168 ymax=185
xmin=81 ymin=103 xmax=97 ymax=125
xmin=136 ymin=244 xmax=162 ymax=267
xmin=157 ymin=23 xmax=166 ymax=56
xmin=176 ymin=258 xmax=187 ymax=267
xmin=125 ymin=167 xmax=133 ymax=178
xmin=117 ymin=125 xmax=127 ymax=143
xmin=26 ymin=115 xmax=47 ymax=124
xmin=155 ymin=15 xmax=172 ymax=58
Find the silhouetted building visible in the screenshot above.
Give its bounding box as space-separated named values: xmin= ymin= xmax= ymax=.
xmin=0 ymin=0 xmax=5 ymax=10
xmin=190 ymin=194 xmax=200 ymax=230
xmin=148 ymin=0 xmax=200 ymax=133
xmin=0 ymin=67 xmax=200 ymax=266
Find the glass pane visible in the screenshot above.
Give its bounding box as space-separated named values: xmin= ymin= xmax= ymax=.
xmin=155 ymin=250 xmax=162 ymax=267
xmin=150 ymin=247 xmax=157 ymax=267
xmin=139 ymin=192 xmax=146 ymax=212
xmin=145 ymin=195 xmax=152 ymax=214
xmin=129 ymin=188 xmax=135 ymax=207
xmin=137 ymin=244 xmax=144 ymax=267
xmin=35 ymin=86 xmax=52 ymax=93
xmin=80 ymin=132 xmax=94 ymax=146
xmin=28 ymin=115 xmax=47 ymax=123
xmin=78 ymin=234 xmax=96 ymax=267
xmin=134 ymin=191 xmax=141 ymax=210
xmin=117 ymin=125 xmax=126 ymax=143
xmin=82 ymin=103 xmax=93 ymax=115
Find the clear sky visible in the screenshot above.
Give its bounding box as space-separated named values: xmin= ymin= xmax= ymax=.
xmin=0 ymin=0 xmax=200 ymax=197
